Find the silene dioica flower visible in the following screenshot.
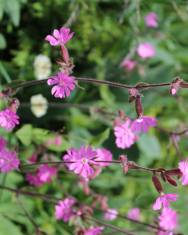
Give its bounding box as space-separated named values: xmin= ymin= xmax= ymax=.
xmin=145 ymin=12 xmax=158 ymax=28
xmin=153 ymin=193 xmax=178 ymax=210
xmin=55 ymin=197 xmax=76 ymax=221
xmin=137 ymin=42 xmax=156 ymax=59
xmin=83 ymin=226 xmax=104 ymax=235
xmin=0 ymin=108 xmax=20 ymax=131
xmin=127 ymin=208 xmax=141 ymax=221
xmin=178 ymin=158 xmax=188 ymax=185
xmin=120 ymin=58 xmax=137 ymax=71
xmin=131 ymin=116 xmax=157 ymax=133
xmin=103 ymin=208 xmax=118 ymax=221
xmin=159 ymin=207 xmax=177 ymax=231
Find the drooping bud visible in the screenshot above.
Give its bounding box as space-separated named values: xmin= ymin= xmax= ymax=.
xmin=135 ymin=95 xmax=143 ymax=118
xmin=128 ymin=88 xmax=139 ymax=103
xmin=152 ymin=175 xmax=163 ymax=193
xmin=119 ymin=155 xmax=129 ymax=174
xmin=165 ymin=174 xmax=178 ymax=187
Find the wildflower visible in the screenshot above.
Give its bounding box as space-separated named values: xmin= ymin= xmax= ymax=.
xmin=153 ymin=194 xmax=178 ymax=210
xmin=0 ymin=149 xmax=20 ymax=173
xmin=137 ymin=43 xmax=156 ymax=59
xmin=114 ymin=119 xmax=137 ymax=149
xmin=145 ymin=12 xmax=158 ymax=28
xmin=159 ymin=207 xmax=177 ymax=231
xmin=47 ymin=71 xmax=76 ymax=99
xmin=63 ymin=146 xmax=98 ymax=178
xmin=120 ymin=58 xmax=137 ymax=71
xmin=104 ymin=208 xmax=118 ymax=221
xmin=33 ymin=54 xmax=51 ymax=80
xmin=30 ymin=94 xmax=48 ymax=118
xmin=131 ymin=116 xmax=157 ymax=133
xmin=178 ymin=159 xmax=188 ymax=185
xmin=45 ymin=27 xmax=74 ymax=46
xmin=26 ymin=173 xmax=43 ymax=187
xmin=95 ymin=148 xmax=112 ymax=167
xmin=0 ymin=137 xmax=7 ymax=151
xmin=0 ymin=108 xmax=19 ymax=131
xmin=84 ymin=227 xmax=104 ymax=235
xmin=127 ymin=208 xmax=141 ymax=221
xmin=37 ymin=164 xmax=57 ymax=183
xmin=55 ymin=198 xmax=76 ymax=221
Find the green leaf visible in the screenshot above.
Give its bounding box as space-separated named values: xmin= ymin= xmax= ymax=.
xmin=5 ymin=0 xmax=20 ymax=26
xmin=0 ymin=0 xmax=5 ymax=20
xmin=0 ymin=215 xmax=23 ymax=235
xmin=0 ymin=33 xmax=6 ymax=49
xmin=16 ymin=124 xmax=32 ymax=146
xmin=32 ymin=128 xmax=49 ymax=144
xmin=90 ymin=128 xmax=110 ymax=147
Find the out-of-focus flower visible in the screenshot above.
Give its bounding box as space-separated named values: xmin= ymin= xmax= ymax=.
xmin=145 ymin=12 xmax=158 ymax=28
xmin=33 ymin=54 xmax=51 ymax=80
xmin=0 ymin=137 xmax=7 ymax=151
xmin=159 ymin=207 xmax=177 ymax=231
xmin=38 ymin=164 xmax=57 ymax=183
xmin=55 ymin=197 xmax=76 ymax=221
xmin=95 ymin=148 xmax=112 ymax=167
xmin=104 ymin=208 xmax=118 ymax=221
xmin=84 ymin=227 xmax=104 ymax=235
xmin=114 ymin=118 xmax=137 ymax=149
xmin=30 ymin=94 xmax=48 ymax=118
xmin=26 ymin=173 xmax=43 ymax=187
xmin=127 ymin=208 xmax=141 ymax=221
xmin=0 ymin=108 xmax=19 ymax=131
xmin=47 ymin=71 xmax=76 ymax=99
xmin=153 ymin=194 xmax=178 ymax=210
xmin=63 ymin=146 xmax=98 ymax=179
xmin=137 ymin=43 xmax=156 ymax=59
xmin=131 ymin=116 xmax=157 ymax=133
xmin=0 ymin=149 xmax=20 ymax=172
xmin=45 ymin=27 xmax=74 ymax=46
xmin=120 ymin=58 xmax=137 ymax=71
xmin=178 ymin=159 xmax=188 ymax=185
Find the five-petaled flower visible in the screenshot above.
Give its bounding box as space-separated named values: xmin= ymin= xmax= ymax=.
xmin=178 ymin=159 xmax=188 ymax=185
xmin=55 ymin=197 xmax=76 ymax=221
xmin=159 ymin=207 xmax=177 ymax=231
xmin=131 ymin=116 xmax=157 ymax=133
xmin=104 ymin=208 xmax=118 ymax=221
xmin=45 ymin=27 xmax=74 ymax=46
xmin=0 ymin=149 xmax=20 ymax=173
xmin=137 ymin=42 xmax=156 ymax=59
xmin=47 ymin=71 xmax=76 ymax=99
xmin=153 ymin=193 xmax=178 ymax=211
xmin=145 ymin=12 xmax=158 ymax=28
xmin=0 ymin=108 xmax=20 ymax=131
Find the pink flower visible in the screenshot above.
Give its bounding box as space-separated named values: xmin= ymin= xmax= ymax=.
xmin=63 ymin=146 xmax=98 ymax=178
xmin=55 ymin=198 xmax=76 ymax=222
xmin=84 ymin=227 xmax=104 ymax=235
xmin=47 ymin=71 xmax=76 ymax=99
xmin=145 ymin=12 xmax=158 ymax=28
xmin=0 ymin=108 xmax=19 ymax=131
xmin=127 ymin=208 xmax=141 ymax=221
xmin=0 ymin=149 xmax=20 ymax=172
xmin=178 ymin=159 xmax=188 ymax=185
xmin=37 ymin=165 xmax=57 ymax=183
xmin=26 ymin=173 xmax=43 ymax=187
xmin=120 ymin=58 xmax=137 ymax=71
xmin=137 ymin=43 xmax=156 ymax=59
xmin=131 ymin=116 xmax=157 ymax=133
xmin=159 ymin=207 xmax=177 ymax=231
xmin=0 ymin=137 xmax=7 ymax=151
xmin=114 ymin=119 xmax=137 ymax=149
xmin=153 ymin=194 xmax=178 ymax=211
xmin=95 ymin=148 xmax=112 ymax=167
xmin=45 ymin=27 xmax=74 ymax=46
xmin=104 ymin=208 xmax=118 ymax=221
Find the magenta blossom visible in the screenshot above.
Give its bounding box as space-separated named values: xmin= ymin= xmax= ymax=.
xmin=127 ymin=208 xmax=141 ymax=221
xmin=0 ymin=137 xmax=7 ymax=151
xmin=45 ymin=27 xmax=74 ymax=46
xmin=84 ymin=227 xmax=104 ymax=235
xmin=178 ymin=159 xmax=188 ymax=185
xmin=145 ymin=12 xmax=158 ymax=28
xmin=95 ymin=148 xmax=112 ymax=167
xmin=26 ymin=173 xmax=43 ymax=187
xmin=153 ymin=194 xmax=178 ymax=211
xmin=120 ymin=58 xmax=137 ymax=71
xmin=55 ymin=197 xmax=76 ymax=222
xmin=159 ymin=207 xmax=177 ymax=231
xmin=63 ymin=146 xmax=98 ymax=178
xmin=104 ymin=208 xmax=118 ymax=221
xmin=114 ymin=119 xmax=137 ymax=149
xmin=0 ymin=108 xmax=19 ymax=131
xmin=131 ymin=116 xmax=157 ymax=133
xmin=137 ymin=43 xmax=156 ymax=59
xmin=38 ymin=164 xmax=57 ymax=183
xmin=47 ymin=71 xmax=76 ymax=99
xmin=0 ymin=149 xmax=20 ymax=173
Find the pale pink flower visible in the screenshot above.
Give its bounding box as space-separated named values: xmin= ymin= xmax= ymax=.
xmin=0 ymin=108 xmax=19 ymax=131
xmin=114 ymin=119 xmax=137 ymax=149
xmin=95 ymin=148 xmax=112 ymax=167
xmin=55 ymin=198 xmax=76 ymax=221
xmin=45 ymin=27 xmax=74 ymax=46
xmin=127 ymin=208 xmax=141 ymax=221
xmin=120 ymin=58 xmax=137 ymax=71
xmin=47 ymin=71 xmax=76 ymax=99
xmin=153 ymin=194 xmax=178 ymax=211
xmin=145 ymin=12 xmax=158 ymax=28
xmin=63 ymin=146 xmax=98 ymax=178
xmin=0 ymin=137 xmax=7 ymax=151
xmin=131 ymin=116 xmax=157 ymax=133
xmin=104 ymin=208 xmax=118 ymax=221
xmin=157 ymin=231 xmax=173 ymax=235
xmin=178 ymin=159 xmax=188 ymax=185
xmin=37 ymin=165 xmax=57 ymax=183
xmin=159 ymin=207 xmax=177 ymax=231
xmin=137 ymin=43 xmax=156 ymax=59
xmin=84 ymin=227 xmax=104 ymax=235
xmin=0 ymin=149 xmax=20 ymax=172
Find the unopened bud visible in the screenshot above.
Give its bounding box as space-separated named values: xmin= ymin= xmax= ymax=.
xmin=135 ymin=95 xmax=143 ymax=117
xmin=152 ymin=175 xmax=163 ymax=193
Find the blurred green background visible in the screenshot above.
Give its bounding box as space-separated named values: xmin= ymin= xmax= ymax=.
xmin=1 ymin=0 xmax=188 ymax=234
